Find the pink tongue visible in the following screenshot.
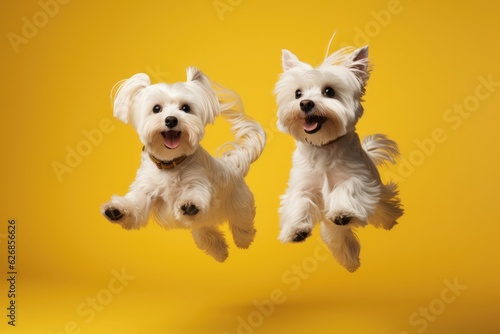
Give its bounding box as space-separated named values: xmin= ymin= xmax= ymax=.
xmin=164 ymin=131 xmax=181 ymax=149
xmin=304 ymin=120 xmax=319 ymax=132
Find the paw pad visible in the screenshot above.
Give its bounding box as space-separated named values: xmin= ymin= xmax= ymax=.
xmin=181 ymin=203 xmax=199 ymax=216
xmin=292 ymin=230 xmax=310 ymax=242
xmin=104 ymin=208 xmax=123 ymax=221
xmin=333 ymin=215 xmax=351 ymax=226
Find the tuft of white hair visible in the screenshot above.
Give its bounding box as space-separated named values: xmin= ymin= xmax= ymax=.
xmin=362 ymin=134 xmax=400 ymax=166
xmin=212 ymin=81 xmax=266 ymax=176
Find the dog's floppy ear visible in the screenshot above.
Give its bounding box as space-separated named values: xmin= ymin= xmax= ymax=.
xmin=113 ymin=73 xmax=151 ymax=124
xmin=343 ymin=46 xmax=370 ymax=85
xmin=281 ymin=50 xmax=311 ymax=71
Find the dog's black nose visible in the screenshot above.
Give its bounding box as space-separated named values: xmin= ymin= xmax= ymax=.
xmin=165 ymin=116 xmax=178 ymax=128
xmin=300 ymin=99 xmax=315 ymax=113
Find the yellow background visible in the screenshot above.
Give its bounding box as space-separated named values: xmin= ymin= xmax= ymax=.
xmin=2 ymin=0 xmax=499 ymax=333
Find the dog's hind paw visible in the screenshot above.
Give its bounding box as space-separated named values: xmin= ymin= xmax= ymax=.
xmin=181 ymin=203 xmax=199 ymax=216
xmin=104 ymin=207 xmax=124 ymax=221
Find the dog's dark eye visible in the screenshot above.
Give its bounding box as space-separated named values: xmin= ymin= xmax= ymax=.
xmin=152 ymin=104 xmax=162 ymax=113
xmin=323 ymin=87 xmax=335 ymax=98
xmin=295 ymin=90 xmax=302 ymax=99
xmin=181 ymin=104 xmax=191 ymax=113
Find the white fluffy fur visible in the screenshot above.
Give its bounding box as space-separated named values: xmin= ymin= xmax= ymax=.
xmin=102 ymin=68 xmax=265 ymax=262
xmin=275 ymin=45 xmax=403 ymax=272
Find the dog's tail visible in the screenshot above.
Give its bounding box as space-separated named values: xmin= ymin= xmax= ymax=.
xmin=213 ymin=84 xmax=266 ymax=176
xmin=361 ymin=134 xmax=399 ymax=166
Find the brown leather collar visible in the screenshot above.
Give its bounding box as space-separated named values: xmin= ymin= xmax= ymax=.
xmin=321 ymin=134 xmax=347 ymax=146
xmin=143 ymin=147 xmax=188 ymax=169
xmin=148 ymin=153 xmax=187 ymax=169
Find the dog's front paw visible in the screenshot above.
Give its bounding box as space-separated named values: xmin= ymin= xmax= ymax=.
xmin=332 ymin=215 xmax=352 ymax=226
xmin=181 ymin=203 xmax=199 ymax=216
xmin=279 ymin=224 xmax=313 ymax=244
xmin=104 ymin=207 xmax=124 ymax=221
xmin=292 ymin=230 xmax=311 ymax=242
xmin=101 ymin=200 xmax=141 ymax=230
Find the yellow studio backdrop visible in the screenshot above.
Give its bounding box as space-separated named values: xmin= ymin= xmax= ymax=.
xmin=1 ymin=0 xmax=499 ymax=333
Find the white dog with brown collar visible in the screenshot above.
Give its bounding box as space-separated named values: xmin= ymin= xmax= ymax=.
xmin=102 ymin=68 xmax=265 ymax=262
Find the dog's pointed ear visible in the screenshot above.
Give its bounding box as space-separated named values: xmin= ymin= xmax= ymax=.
xmin=186 ymin=67 xmax=209 ymax=85
xmin=281 ymin=49 xmax=311 ymax=71
xmin=186 ymin=67 xmax=219 ymax=124
xmin=113 ymin=73 xmax=151 ymax=124
xmin=344 ymin=46 xmax=370 ymax=84
xmin=282 ymin=50 xmax=299 ymax=71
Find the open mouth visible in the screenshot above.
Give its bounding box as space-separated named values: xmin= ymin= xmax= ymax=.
xmin=303 ymin=116 xmax=327 ymax=134
xmin=162 ymin=131 xmax=181 ymax=149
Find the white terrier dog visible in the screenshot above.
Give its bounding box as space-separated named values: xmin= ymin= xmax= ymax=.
xmin=275 ymin=45 xmax=403 ymax=272
xmin=102 ymin=68 xmax=265 ymax=262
